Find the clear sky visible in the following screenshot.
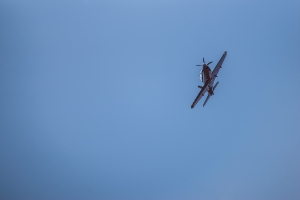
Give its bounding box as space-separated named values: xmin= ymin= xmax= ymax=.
xmin=0 ymin=0 xmax=299 ymax=199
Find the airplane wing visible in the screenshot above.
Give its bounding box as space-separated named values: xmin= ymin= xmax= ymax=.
xmin=211 ymin=51 xmax=227 ymax=83
xmin=191 ymin=80 xmax=210 ymax=109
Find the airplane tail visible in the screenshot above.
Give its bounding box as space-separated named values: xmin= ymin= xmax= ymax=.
xmin=203 ymin=95 xmax=211 ymax=107
xmin=213 ymin=81 xmax=219 ymax=91
xmin=203 ymin=81 xmax=219 ymax=107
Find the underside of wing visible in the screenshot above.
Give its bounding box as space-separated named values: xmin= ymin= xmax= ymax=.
xmin=212 ymin=51 xmax=227 ymax=79
xmin=191 ymin=81 xmax=210 ymax=109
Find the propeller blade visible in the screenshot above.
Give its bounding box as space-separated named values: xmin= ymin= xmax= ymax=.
xmin=196 ymin=65 xmax=203 ymax=66
xmin=207 ymin=61 xmax=213 ymax=65
xmin=203 ymin=57 xmax=205 ymax=64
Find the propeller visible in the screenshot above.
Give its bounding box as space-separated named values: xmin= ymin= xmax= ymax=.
xmin=196 ymin=57 xmax=213 ymax=66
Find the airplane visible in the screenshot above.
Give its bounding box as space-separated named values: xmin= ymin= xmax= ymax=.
xmin=191 ymin=51 xmax=227 ymax=108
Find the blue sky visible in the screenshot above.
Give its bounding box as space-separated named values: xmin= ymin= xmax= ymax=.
xmin=0 ymin=0 xmax=300 ymax=199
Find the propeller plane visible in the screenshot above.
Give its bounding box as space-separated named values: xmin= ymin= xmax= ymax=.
xmin=191 ymin=51 xmax=227 ymax=108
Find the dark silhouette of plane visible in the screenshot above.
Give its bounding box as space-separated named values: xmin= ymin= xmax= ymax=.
xmin=191 ymin=51 xmax=227 ymax=108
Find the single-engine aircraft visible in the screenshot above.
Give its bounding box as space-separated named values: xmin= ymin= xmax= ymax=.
xmin=191 ymin=51 xmax=227 ymax=108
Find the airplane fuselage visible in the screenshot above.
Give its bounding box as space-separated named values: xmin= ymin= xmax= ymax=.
xmin=200 ymin=64 xmax=214 ymax=95
xmin=200 ymin=64 xmax=212 ymax=83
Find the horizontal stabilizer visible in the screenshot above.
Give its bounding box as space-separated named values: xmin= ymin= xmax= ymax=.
xmin=203 ymin=94 xmax=211 ymax=107
xmin=213 ymin=81 xmax=219 ymax=91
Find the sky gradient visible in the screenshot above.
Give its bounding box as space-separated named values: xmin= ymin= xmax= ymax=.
xmin=1 ymin=1 xmax=300 ymax=200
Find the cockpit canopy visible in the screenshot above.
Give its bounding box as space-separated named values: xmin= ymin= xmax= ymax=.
xmin=200 ymin=70 xmax=203 ymax=82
